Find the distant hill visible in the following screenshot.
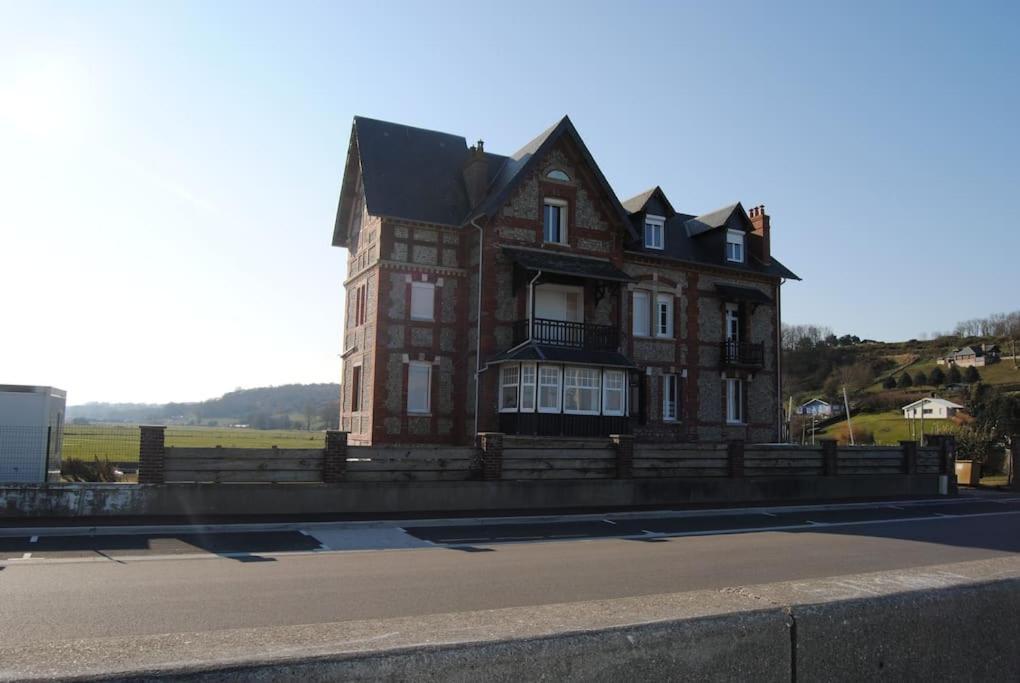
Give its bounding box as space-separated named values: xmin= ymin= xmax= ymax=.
xmin=68 ymin=383 xmax=341 ymax=430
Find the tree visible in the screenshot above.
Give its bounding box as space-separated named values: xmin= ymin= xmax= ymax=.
xmin=882 ymin=375 xmax=897 ymax=390
xmin=929 ymin=366 xmax=946 ymax=386
xmin=947 ymin=365 xmax=963 ymax=384
xmin=964 ymin=366 xmax=981 ymax=383
xmin=914 ymin=370 xmax=928 ymax=386
xmin=898 ymin=373 xmax=914 ymax=388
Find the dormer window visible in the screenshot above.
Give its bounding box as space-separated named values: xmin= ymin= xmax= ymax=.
xmin=543 ymin=198 xmax=568 ymax=244
xmin=726 ymin=229 xmax=745 ymax=263
xmin=546 ymin=169 xmax=570 ymax=182
xmin=644 ymin=215 xmax=665 ymax=250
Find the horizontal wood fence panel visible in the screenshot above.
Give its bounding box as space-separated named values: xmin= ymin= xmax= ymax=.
xmin=165 ymin=447 xmax=323 ymax=460
xmin=632 ymin=457 xmax=730 ymax=468
xmin=746 ymin=468 xmax=824 ymax=477
xmin=745 ymin=450 xmax=824 ymax=460
xmin=502 ymin=448 xmax=615 ymax=460
xmin=837 ymin=449 xmax=903 ymax=459
xmin=838 ymin=467 xmax=906 ymax=475
xmin=348 ymin=447 xmax=478 ymax=460
xmin=503 ymin=439 xmax=612 ymax=450
xmin=503 ymin=459 xmax=615 ymax=470
xmin=343 ymin=471 xmax=472 ymax=482
xmin=635 ymin=444 xmax=728 ymax=453
xmin=345 ymin=459 xmax=473 ymax=472
xmin=165 ymin=470 xmax=322 ymax=483
xmin=633 ymin=467 xmax=728 ymax=478
xmin=164 ymin=459 xmax=322 ymax=472
xmin=502 ymin=469 xmax=615 ymax=480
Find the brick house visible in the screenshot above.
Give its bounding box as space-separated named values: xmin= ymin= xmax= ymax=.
xmin=331 ymin=116 xmax=799 ymax=445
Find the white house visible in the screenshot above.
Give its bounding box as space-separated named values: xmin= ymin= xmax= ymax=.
xmin=797 ymin=398 xmax=834 ymax=417
xmin=901 ymin=397 xmax=964 ymax=420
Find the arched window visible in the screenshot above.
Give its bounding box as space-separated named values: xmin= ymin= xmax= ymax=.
xmin=546 ymin=169 xmax=570 ymax=182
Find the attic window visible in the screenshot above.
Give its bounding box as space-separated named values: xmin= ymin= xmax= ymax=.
xmin=546 ymin=169 xmax=570 ymax=182
xmin=726 ymin=229 xmax=745 ymax=263
xmin=644 ymin=215 xmax=665 ymax=250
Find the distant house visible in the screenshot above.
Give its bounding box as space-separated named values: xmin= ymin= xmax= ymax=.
xmin=901 ymin=397 xmax=964 ymax=420
xmin=797 ymin=398 xmax=834 ymax=417
xmin=938 ymin=344 xmax=1000 ymax=367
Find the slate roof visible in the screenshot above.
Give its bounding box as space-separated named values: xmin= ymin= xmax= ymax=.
xmin=487 ymin=343 xmax=637 ymax=369
xmin=503 ymin=247 xmax=634 ymax=283
xmin=332 ymin=116 xmax=799 ymax=281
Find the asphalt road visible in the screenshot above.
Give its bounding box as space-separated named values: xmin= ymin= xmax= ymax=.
xmin=1 ymin=496 xmax=1019 ymax=649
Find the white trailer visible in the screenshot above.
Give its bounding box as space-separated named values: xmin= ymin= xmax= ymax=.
xmin=0 ymin=385 xmax=66 ymax=483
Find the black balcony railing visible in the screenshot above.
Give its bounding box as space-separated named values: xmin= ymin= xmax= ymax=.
xmin=721 ymin=340 xmax=765 ymax=367
xmin=511 ymin=318 xmax=619 ymax=351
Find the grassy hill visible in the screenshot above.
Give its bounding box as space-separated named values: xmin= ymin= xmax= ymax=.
xmin=785 ymin=334 xmax=1019 ymax=445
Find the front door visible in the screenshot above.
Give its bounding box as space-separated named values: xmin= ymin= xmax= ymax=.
xmin=532 ymin=285 xmax=582 ymax=345
xmin=725 ymin=303 xmax=740 ymax=342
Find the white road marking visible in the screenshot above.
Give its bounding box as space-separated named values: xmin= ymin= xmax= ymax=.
xmin=22 ymin=553 xmax=31 ymax=559
xmin=29 ymin=536 xmax=39 ymax=543
xmin=761 ymin=512 xmax=778 ymax=517
xmin=603 ymin=519 xmax=618 ymax=525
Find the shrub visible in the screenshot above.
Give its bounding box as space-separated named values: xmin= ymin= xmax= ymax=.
xmin=61 ymin=458 xmax=119 ymax=483
xmin=914 ymin=370 xmax=928 ymax=386
xmin=964 ymin=366 xmax=981 ymax=383
xmin=948 ymin=365 xmax=963 ymax=384
xmin=882 ymin=376 xmax=897 ymax=390
xmin=929 ymin=366 xmax=946 ymax=385
xmin=898 ymin=373 xmax=914 ymax=388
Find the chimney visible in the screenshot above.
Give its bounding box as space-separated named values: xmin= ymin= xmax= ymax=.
xmin=748 ymin=204 xmax=771 ymax=265
xmin=463 ymin=139 xmax=488 ymax=209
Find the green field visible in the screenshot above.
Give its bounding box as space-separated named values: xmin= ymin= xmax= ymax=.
xmin=818 ymin=409 xmax=957 ymax=445
xmin=61 ymin=424 xmax=326 ymax=462
xmin=867 ymin=358 xmax=1020 ymax=394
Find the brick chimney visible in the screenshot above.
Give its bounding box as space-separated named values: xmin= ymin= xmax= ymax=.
xmin=463 ymin=140 xmax=488 ymax=209
xmin=748 ymin=204 xmax=771 ymax=265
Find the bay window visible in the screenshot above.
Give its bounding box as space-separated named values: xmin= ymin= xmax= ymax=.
xmin=602 ymin=370 xmax=626 ymax=416
xmin=499 ymin=365 xmax=519 ymax=412
xmin=538 ymin=366 xmax=562 ymax=413
xmin=564 ymin=367 xmax=600 ymax=414
xmin=520 ymin=363 xmax=536 ymax=411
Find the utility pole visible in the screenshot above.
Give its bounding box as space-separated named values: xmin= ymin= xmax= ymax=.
xmin=843 ymin=385 xmax=854 ymax=446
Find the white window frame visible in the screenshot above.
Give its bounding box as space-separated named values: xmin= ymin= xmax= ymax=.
xmin=407 ymin=361 xmax=432 ymax=414
xmin=410 ymin=281 xmax=435 ymax=321
xmin=519 ymin=362 xmax=537 ymax=412
xmin=725 ymin=377 xmax=743 ymax=425
xmin=726 ymin=229 xmax=745 ymax=263
xmin=602 ymin=370 xmax=626 ymax=417
xmin=632 ymin=290 xmax=650 ymax=337
xmin=655 ymin=293 xmax=674 ymax=338
xmin=725 ymin=303 xmax=740 ymax=342
xmin=537 ymin=365 xmax=562 ymax=413
xmin=663 ymin=374 xmax=679 ymax=422
xmin=563 ymin=366 xmax=600 ymax=415
xmin=499 ymin=364 xmax=520 ymax=412
xmin=644 ymin=215 xmax=665 ymax=250
xmin=543 ymin=198 xmax=568 ymax=244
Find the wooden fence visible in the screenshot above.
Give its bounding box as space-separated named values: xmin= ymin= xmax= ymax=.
xmin=143 ymin=427 xmax=952 ymax=485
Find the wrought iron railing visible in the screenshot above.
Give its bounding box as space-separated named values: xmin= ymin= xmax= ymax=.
xmin=511 ymin=318 xmax=619 ymax=351
xmin=720 ymin=340 xmax=765 ymax=367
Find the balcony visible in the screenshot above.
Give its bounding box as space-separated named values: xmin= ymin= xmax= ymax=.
xmin=721 ymin=340 xmax=765 ymax=368
xmin=512 ymin=318 xmax=619 ymax=351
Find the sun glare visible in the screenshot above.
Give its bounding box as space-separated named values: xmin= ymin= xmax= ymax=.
xmin=0 ymin=58 xmax=91 ymax=140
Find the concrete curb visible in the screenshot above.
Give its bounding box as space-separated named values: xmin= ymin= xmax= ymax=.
xmin=3 ymin=556 xmax=1019 ymax=681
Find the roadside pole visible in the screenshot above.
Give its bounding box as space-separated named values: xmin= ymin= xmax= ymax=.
xmin=843 ymin=385 xmax=854 ymax=446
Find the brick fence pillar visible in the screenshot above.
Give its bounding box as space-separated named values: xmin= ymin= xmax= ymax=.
xmin=324 ymin=430 xmax=348 ymax=483
xmin=819 ymin=439 xmax=838 ymax=476
xmin=900 ymin=440 xmax=919 ymax=475
xmin=477 ymin=432 xmax=504 ymax=481
xmin=727 ymin=440 xmax=744 ymax=478
xmin=610 ymin=434 xmax=634 ymax=479
xmin=138 ymin=425 xmax=166 ymax=484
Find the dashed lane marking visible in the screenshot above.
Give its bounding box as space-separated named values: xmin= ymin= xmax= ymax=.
xmin=29 ymin=536 xmax=38 ymax=543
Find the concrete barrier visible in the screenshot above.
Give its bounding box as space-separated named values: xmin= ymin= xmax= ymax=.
xmin=0 ymin=474 xmax=946 ymax=519
xmin=2 ymin=557 xmax=1017 ymax=681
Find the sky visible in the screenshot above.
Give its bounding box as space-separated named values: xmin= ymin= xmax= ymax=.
xmin=1 ymin=1 xmax=1018 ymax=405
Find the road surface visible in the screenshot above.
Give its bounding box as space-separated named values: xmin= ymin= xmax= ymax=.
xmin=1 ymin=494 xmax=1018 ymax=678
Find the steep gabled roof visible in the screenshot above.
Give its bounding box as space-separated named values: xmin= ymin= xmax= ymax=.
xmin=475 ymin=116 xmax=638 ymax=240
xmin=621 ymin=186 xmax=675 ymax=216
xmin=332 ymin=117 xmax=508 ymax=246
xmin=902 ymin=397 xmax=965 ymax=410
xmin=684 ymin=202 xmax=753 ymax=237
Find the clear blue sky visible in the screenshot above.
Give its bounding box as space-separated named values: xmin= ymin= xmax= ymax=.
xmin=2 ymin=1 xmax=1018 ymax=404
